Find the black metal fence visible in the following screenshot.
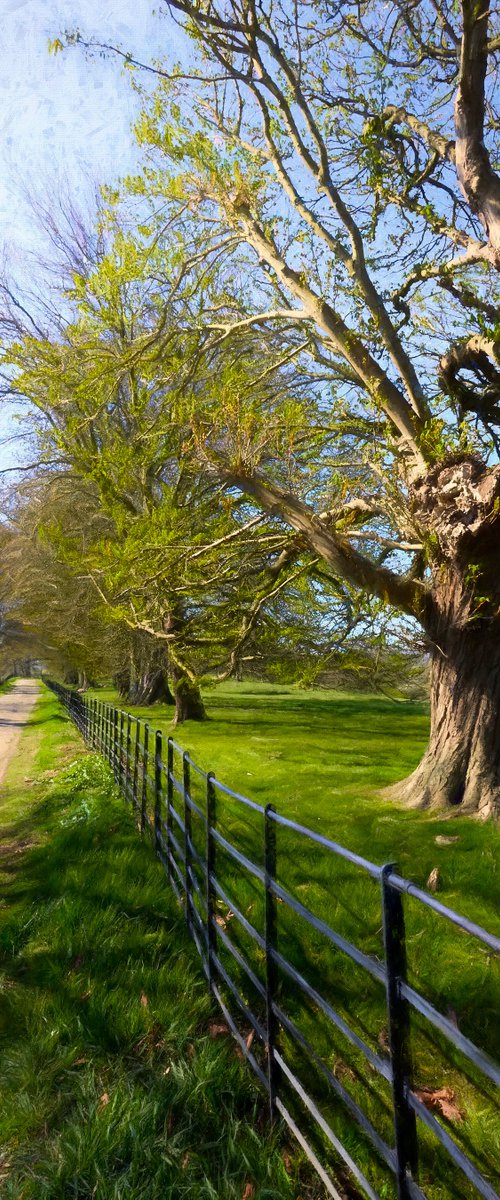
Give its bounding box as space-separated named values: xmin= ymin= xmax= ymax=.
xmin=47 ymin=680 xmax=500 ymax=1200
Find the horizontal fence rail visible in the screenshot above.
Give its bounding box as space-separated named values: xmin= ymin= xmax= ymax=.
xmin=47 ymin=681 xmax=500 ymax=1200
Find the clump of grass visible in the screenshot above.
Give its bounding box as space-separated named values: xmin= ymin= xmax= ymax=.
xmin=0 ymin=692 xmax=321 ymax=1200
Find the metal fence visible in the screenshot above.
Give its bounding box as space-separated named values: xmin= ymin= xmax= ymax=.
xmin=47 ymin=680 xmax=500 ymax=1200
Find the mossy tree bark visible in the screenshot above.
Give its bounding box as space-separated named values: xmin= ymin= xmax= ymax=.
xmin=385 ymin=460 xmax=500 ymax=819
xmin=171 ymin=663 xmax=207 ymax=724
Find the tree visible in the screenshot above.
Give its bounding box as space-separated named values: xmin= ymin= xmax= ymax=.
xmin=2 ymin=226 xmax=340 ymax=721
xmin=67 ymin=0 xmax=500 ymax=815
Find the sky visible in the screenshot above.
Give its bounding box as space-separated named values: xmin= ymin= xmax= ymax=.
xmin=0 ymin=0 xmax=178 ymax=472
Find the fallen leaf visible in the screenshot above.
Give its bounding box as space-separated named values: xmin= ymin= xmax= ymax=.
xmin=435 ymin=835 xmax=460 ymax=846
xmin=377 ymin=1027 xmax=390 ymax=1052
xmin=242 ymin=1184 xmax=255 ymax=1199
xmin=73 ymin=1056 xmax=88 ymax=1067
xmin=332 ymin=1058 xmax=356 ymax=1083
xmin=281 ymin=1150 xmax=293 ymax=1173
xmin=80 ymin=989 xmax=92 ymax=1002
xmin=182 ymin=1152 xmax=190 ymax=1169
xmin=426 ymin=866 xmax=440 ymax=892
xmin=140 ymin=992 xmax=149 ymax=1008
xmin=414 ymin=1086 xmax=463 ymax=1122
xmin=245 ymin=1029 xmax=255 ymax=1051
xmin=98 ymin=1092 xmax=110 ymax=1111
xmin=208 ymin=1020 xmax=230 ymax=1038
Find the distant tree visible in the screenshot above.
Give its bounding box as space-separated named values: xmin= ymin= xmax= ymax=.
xmin=2 ymin=228 xmax=339 ymax=721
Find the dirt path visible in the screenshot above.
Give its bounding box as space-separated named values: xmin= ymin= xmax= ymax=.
xmin=0 ymin=679 xmax=40 ymax=787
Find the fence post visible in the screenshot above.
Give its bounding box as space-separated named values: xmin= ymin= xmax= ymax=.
xmin=206 ymin=771 xmax=217 ymax=994
xmin=113 ymin=710 xmax=119 ymax=781
xmin=167 ymin=738 xmax=174 ymax=883
xmin=183 ymin=752 xmax=193 ymax=936
xmin=264 ymin=803 xmax=279 ymax=1120
xmin=125 ymin=714 xmax=132 ymax=797
xmin=381 ymin=864 xmax=418 ymax=1200
xmin=141 ymin=724 xmax=149 ymax=833
xmin=154 ymin=730 xmax=162 ymax=858
xmin=118 ymin=711 xmax=124 ymax=790
xmin=132 ymin=720 xmax=140 ymax=817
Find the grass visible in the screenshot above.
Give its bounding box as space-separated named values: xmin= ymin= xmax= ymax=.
xmin=0 ymin=676 xmax=15 ymax=695
xmin=0 ymin=687 xmax=322 ymax=1200
xmin=86 ymin=680 xmax=500 ymax=1200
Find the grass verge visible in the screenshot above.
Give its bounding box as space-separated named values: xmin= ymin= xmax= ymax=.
xmin=86 ymin=681 xmax=500 ymax=1200
xmin=0 ymin=687 xmax=321 ymax=1200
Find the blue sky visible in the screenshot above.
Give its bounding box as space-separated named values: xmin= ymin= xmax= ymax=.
xmin=0 ymin=0 xmax=178 ymax=472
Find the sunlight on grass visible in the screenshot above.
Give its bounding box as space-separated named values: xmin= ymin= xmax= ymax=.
xmin=87 ymin=680 xmax=500 ymax=1200
xmin=0 ymin=690 xmax=320 ymax=1200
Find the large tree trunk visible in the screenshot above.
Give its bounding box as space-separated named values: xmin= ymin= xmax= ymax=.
xmin=387 ymin=459 xmax=500 ymax=819
xmin=387 ymin=618 xmax=500 ymax=819
xmin=133 ymin=668 xmax=175 ymax=706
xmin=171 ymin=664 xmax=207 ymax=724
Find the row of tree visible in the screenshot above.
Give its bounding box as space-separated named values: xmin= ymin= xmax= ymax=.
xmin=1 ymin=0 xmax=500 ymax=815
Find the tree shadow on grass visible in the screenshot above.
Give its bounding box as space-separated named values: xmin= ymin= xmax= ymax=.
xmin=0 ymin=777 xmax=308 ymax=1200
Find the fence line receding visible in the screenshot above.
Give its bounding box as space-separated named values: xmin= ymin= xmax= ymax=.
xmin=47 ymin=681 xmax=500 ymax=1200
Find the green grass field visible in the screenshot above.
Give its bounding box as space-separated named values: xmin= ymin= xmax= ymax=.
xmin=92 ymin=680 xmax=499 ymax=930
xmin=2 ymin=681 xmax=499 ymax=1200
xmin=0 ymin=688 xmax=320 ymax=1199
xmin=86 ymin=681 xmax=500 ymax=1200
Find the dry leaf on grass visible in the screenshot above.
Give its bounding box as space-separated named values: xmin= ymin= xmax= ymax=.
xmin=182 ymin=1153 xmax=190 ymax=1169
xmin=426 ymin=866 xmax=440 ymax=892
xmin=208 ymin=1020 xmax=230 ymax=1038
xmin=414 ymin=1087 xmax=463 ymax=1122
xmin=435 ymin=835 xmax=460 ymax=846
xmin=98 ymin=1092 xmax=110 ymax=1111
xmin=140 ymin=992 xmax=149 ymax=1007
xmin=333 ymin=1058 xmax=356 ymax=1083
xmin=245 ymin=1029 xmax=255 ymax=1051
xmin=242 ymin=1184 xmax=255 ymax=1199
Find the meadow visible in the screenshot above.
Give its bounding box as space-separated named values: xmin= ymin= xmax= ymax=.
xmin=0 ymin=688 xmax=319 ymax=1199
xmin=86 ymin=680 xmax=499 ymax=1200
xmin=1 ymin=681 xmax=498 ymax=1200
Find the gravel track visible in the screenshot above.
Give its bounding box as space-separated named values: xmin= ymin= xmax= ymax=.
xmin=0 ymin=679 xmax=40 ymax=787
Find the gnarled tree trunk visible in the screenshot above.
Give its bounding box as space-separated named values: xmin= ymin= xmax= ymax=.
xmin=171 ymin=663 xmax=207 ymax=724
xmin=387 ymin=598 xmax=500 ymax=820
xmin=387 ymin=459 xmax=500 ymax=819
xmin=133 ymin=668 xmax=175 ymax=706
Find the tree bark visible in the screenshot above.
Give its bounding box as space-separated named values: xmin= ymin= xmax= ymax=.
xmin=171 ymin=664 xmax=207 ymax=724
xmin=455 ymin=0 xmax=500 ymax=267
xmin=385 ymin=459 xmax=500 ymax=819
xmin=386 ymin=616 xmax=500 ymax=819
xmin=133 ymin=668 xmax=175 ymax=706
